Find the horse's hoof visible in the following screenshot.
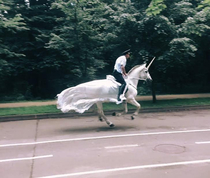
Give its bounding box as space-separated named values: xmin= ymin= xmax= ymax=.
xmin=131 ymin=116 xmax=135 ymax=120
xmin=112 ymin=112 xmax=116 ymax=116
xmin=99 ymin=117 xmax=103 ymax=122
xmin=109 ymin=123 xmax=115 ymax=127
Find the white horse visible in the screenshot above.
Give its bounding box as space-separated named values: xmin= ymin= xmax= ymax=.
xmin=57 ymin=58 xmax=155 ymax=127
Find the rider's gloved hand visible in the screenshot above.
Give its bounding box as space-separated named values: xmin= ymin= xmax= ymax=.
xmin=123 ymin=74 xmax=128 ymax=79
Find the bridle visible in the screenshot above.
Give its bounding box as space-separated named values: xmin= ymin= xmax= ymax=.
xmin=126 ymin=77 xmax=146 ymax=90
xmin=129 ymin=77 xmax=147 ymax=81
xmin=126 ymin=70 xmax=150 ymax=89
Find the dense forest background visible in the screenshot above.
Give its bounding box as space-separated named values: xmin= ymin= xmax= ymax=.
xmin=0 ymin=0 xmax=210 ymax=101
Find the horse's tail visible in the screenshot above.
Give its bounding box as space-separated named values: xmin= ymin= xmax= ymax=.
xmin=56 ymin=87 xmax=76 ymax=111
xmin=56 ymin=79 xmax=119 ymax=113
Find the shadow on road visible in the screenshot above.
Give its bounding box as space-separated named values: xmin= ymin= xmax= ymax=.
xmin=59 ymin=124 xmax=137 ymax=134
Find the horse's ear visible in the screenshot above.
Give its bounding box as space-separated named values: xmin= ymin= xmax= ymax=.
xmin=143 ymin=63 xmax=147 ymax=68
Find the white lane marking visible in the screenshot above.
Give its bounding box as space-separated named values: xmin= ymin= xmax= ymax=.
xmin=195 ymin=141 xmax=210 ymax=144
xmin=0 ymin=155 xmax=53 ymax=163
xmin=37 ymin=159 xmax=210 ymax=178
xmin=1 ymin=129 xmax=210 ymax=148
xmin=105 ymin=144 xmax=138 ymax=149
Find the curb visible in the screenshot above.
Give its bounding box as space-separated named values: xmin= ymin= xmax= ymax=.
xmin=1 ymin=105 xmax=210 ymax=122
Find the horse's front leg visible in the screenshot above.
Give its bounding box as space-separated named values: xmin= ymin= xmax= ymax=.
xmin=113 ymin=101 xmax=128 ymax=116
xmin=96 ymin=102 xmax=114 ymax=127
xmin=127 ymin=98 xmax=141 ymax=119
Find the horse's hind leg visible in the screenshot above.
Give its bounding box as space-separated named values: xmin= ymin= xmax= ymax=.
xmin=96 ymin=102 xmax=114 ymax=127
xmin=95 ymin=102 xmax=104 ymax=122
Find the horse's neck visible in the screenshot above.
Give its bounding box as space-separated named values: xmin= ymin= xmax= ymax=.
xmin=127 ymin=67 xmax=142 ymax=88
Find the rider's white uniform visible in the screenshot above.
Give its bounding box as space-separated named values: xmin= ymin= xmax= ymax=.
xmin=114 ymin=55 xmax=127 ymax=73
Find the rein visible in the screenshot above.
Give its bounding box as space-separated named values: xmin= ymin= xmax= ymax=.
xmin=126 ymin=77 xmax=146 ymax=90
xmin=128 ymin=77 xmax=147 ymax=81
xmin=128 ymin=83 xmax=137 ymax=90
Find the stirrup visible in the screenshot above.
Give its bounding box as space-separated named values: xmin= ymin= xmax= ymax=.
xmin=120 ymin=94 xmax=126 ymax=101
xmin=116 ymin=100 xmax=123 ymax=105
xmin=116 ymin=95 xmax=126 ymax=105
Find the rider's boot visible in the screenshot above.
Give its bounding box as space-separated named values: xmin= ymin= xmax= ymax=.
xmin=116 ymin=85 xmax=126 ymax=104
xmin=120 ymin=94 xmax=126 ymax=101
xmin=117 ymin=87 xmax=121 ymax=102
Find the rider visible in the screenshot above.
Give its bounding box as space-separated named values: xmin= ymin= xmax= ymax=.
xmin=113 ymin=49 xmax=130 ymax=104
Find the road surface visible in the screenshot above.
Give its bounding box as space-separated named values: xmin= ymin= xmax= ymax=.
xmin=0 ymin=109 xmax=210 ymax=178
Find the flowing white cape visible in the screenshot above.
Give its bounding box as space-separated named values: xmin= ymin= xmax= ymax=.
xmin=57 ymin=76 xmax=120 ymax=113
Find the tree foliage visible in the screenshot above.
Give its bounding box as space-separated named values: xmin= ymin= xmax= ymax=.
xmin=0 ymin=0 xmax=210 ymax=100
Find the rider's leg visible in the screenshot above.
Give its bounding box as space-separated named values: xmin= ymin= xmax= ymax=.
xmin=117 ymin=84 xmax=125 ymax=101
xmin=113 ymin=70 xmax=127 ymax=102
xmin=119 ymin=83 xmax=126 ymax=100
xmin=122 ymin=82 xmax=129 ymax=95
xmin=117 ymin=86 xmax=121 ymax=101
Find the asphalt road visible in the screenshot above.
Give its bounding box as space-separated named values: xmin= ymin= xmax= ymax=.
xmin=0 ymin=109 xmax=210 ymax=178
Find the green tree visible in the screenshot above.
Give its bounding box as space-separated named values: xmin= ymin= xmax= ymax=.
xmin=141 ymin=0 xmax=208 ymax=94
xmin=146 ymin=0 xmax=167 ymax=16
xmin=0 ymin=0 xmax=28 ymax=99
xmin=48 ymin=0 xmax=108 ymax=86
xmin=0 ymin=0 xmax=210 ymax=101
xmin=0 ymin=0 xmax=28 ymax=74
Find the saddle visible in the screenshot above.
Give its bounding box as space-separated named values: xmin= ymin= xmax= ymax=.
xmin=106 ymin=75 xmax=121 ymax=86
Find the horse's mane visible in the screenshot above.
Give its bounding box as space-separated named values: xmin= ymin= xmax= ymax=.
xmin=128 ymin=64 xmax=145 ymax=75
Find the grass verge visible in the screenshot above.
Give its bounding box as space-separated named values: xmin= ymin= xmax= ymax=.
xmin=0 ymin=98 xmax=210 ymax=117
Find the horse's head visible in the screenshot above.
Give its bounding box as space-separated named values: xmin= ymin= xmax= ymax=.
xmin=139 ymin=64 xmax=152 ymax=81
xmin=128 ymin=57 xmax=155 ymax=82
xmin=142 ymin=57 xmax=156 ymax=82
